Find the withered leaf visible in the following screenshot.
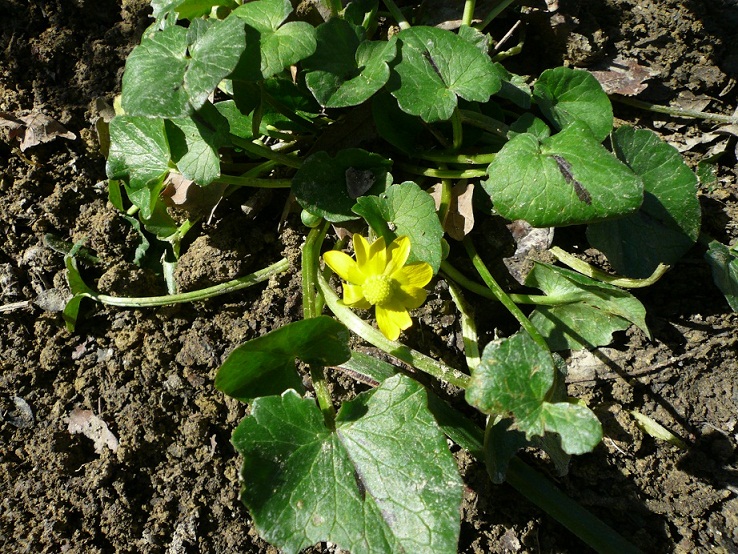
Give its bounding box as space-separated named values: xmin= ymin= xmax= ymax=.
xmin=161 ymin=172 xmax=228 ymax=219
xmin=0 ymin=110 xmax=76 ymax=151
xmin=67 ymin=408 xmax=119 ymax=454
xmin=589 ymin=57 xmax=658 ymax=96
xmin=429 ymin=181 xmax=475 ymax=240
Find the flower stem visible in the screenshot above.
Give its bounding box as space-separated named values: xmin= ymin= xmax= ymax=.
xmin=396 ymin=163 xmax=487 ymax=179
xmin=418 ymin=151 xmax=496 ymax=165
xmin=70 ymin=257 xmax=290 ymax=308
xmin=458 ymin=109 xmax=509 ymax=137
xmin=382 ymin=0 xmax=410 ymax=29
xmin=462 ymin=237 xmax=549 ymax=351
xmin=229 ymin=135 xmax=303 ymax=169
xmin=611 ymin=94 xmax=738 ymax=125
xmin=451 ymin=108 xmax=463 ymax=150
xmin=474 ymin=0 xmax=518 ymax=31
xmin=462 ymin=0 xmax=476 ymax=26
xmin=446 ymin=280 xmax=480 ymax=371
xmin=318 ymin=272 xmax=470 ymax=389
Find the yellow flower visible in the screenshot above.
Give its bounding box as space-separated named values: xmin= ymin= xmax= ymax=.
xmin=324 ymin=234 xmax=433 ymax=341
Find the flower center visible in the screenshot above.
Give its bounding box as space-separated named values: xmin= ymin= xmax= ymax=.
xmin=361 ymin=274 xmax=394 ymax=305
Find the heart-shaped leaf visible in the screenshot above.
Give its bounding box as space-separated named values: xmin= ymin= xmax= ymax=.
xmin=353 ymin=181 xmax=444 ymax=273
xmin=387 ymin=26 xmax=502 ymax=122
xmin=466 ymin=332 xmax=602 ymax=454
xmin=232 ymin=0 xmax=317 ymax=82
xmin=122 ymin=14 xmax=247 ymax=117
xmin=587 ymin=126 xmax=701 ymax=277
xmin=482 ymin=124 xmax=643 ymax=226
xmin=533 ymin=67 xmax=613 ymax=142
xmin=525 ymin=262 xmax=650 ymax=351
xmin=233 ymin=374 xmax=463 ymax=554
xmin=304 ymin=18 xmax=397 ymax=108
xmin=106 ymin=116 xmax=171 ymax=192
xmin=292 ymin=149 xmax=392 ymax=222
xmin=215 ymin=316 xmax=350 ymax=402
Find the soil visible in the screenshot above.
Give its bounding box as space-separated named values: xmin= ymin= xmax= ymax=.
xmin=1 ymin=1 xmax=737 ymax=553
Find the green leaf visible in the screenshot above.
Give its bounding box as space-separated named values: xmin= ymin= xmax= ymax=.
xmin=122 ymin=15 xmax=247 ymax=117
xmin=233 ymin=374 xmax=463 ymax=554
xmin=482 ymin=124 xmax=644 ymax=226
xmin=292 ymin=149 xmax=392 ymax=222
xmin=705 ymin=240 xmax=738 ymax=311
xmin=215 ymin=316 xmax=350 ymax=402
xmin=371 ymin=90 xmax=433 ymax=155
xmin=106 ymin=116 xmax=171 ymax=191
xmin=151 ymin=0 xmax=237 ymax=22
xmin=388 ymin=26 xmax=502 ymax=122
xmin=525 ymin=262 xmax=650 ymax=351
xmin=533 ymin=67 xmax=613 ymax=142
xmin=466 ymin=332 xmax=602 ymax=454
xmin=165 ymin=103 xmax=230 ymax=185
xmin=587 ymin=126 xmax=701 ymax=277
xmin=232 ymin=0 xmax=317 ymax=81
xmin=303 ymin=19 xmax=396 ymax=108
xmin=353 ymin=181 xmax=445 ymax=273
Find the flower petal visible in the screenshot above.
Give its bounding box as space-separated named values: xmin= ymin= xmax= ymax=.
xmin=324 ymin=251 xmax=365 ymax=284
xmin=353 ymin=234 xmax=370 ymax=267
xmin=385 ymin=236 xmax=412 ymax=276
xmin=364 ymin=236 xmax=387 ymax=276
xmin=343 ymin=284 xmax=371 ymax=309
xmin=394 ymin=262 xmax=433 ymax=288
xmin=395 ymin=285 xmax=428 ymax=310
xmin=375 ymin=304 xmax=412 ymax=341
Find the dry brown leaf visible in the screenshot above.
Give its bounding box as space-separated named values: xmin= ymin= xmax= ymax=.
xmin=589 ymin=57 xmax=658 ymax=96
xmin=0 ymin=110 xmax=76 ymax=151
xmin=161 ymin=173 xmax=227 ymax=219
xmin=429 ymin=181 xmax=475 ymax=240
xmin=67 ymin=408 xmax=119 ymax=454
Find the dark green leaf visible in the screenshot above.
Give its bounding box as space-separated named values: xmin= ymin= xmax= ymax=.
xmin=371 ymin=91 xmax=433 ymax=155
xmin=526 ymin=262 xmax=650 ymax=350
xmin=106 ymin=116 xmax=171 ymax=191
xmin=352 ymin=181 xmax=445 ymax=272
xmin=587 ymin=126 xmax=701 ymax=277
xmin=233 ymin=374 xmax=463 ymax=553
xmin=705 ymin=240 xmax=738 ymax=311
xmin=232 ymin=0 xmax=317 ymax=81
xmin=533 ymin=67 xmax=613 ymax=142
xmin=215 ymin=316 xmax=350 ymax=402
xmin=151 ymin=0 xmax=237 ymax=22
xmin=482 ymin=124 xmax=643 ymax=226
xmin=388 ymin=26 xmax=502 ymax=122
xmin=466 ymin=332 xmax=602 ymax=454
xmin=122 ymin=15 xmax=247 ymax=117
xmin=292 ymin=149 xmax=391 ymax=222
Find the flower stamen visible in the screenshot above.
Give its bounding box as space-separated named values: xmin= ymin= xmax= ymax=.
xmin=361 ymin=274 xmax=394 ymax=305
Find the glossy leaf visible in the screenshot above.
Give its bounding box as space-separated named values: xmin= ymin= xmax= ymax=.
xmin=353 ymin=181 xmax=445 ymax=273
xmin=388 ymin=26 xmax=502 ymax=122
xmin=151 ymin=0 xmax=237 ymax=22
xmin=533 ymin=67 xmax=613 ymax=142
xmin=587 ymin=126 xmax=701 ymax=277
xmin=525 ymin=262 xmax=650 ymax=351
xmin=304 ymin=18 xmax=397 ymax=108
xmin=122 ymin=15 xmax=247 ymax=117
xmin=292 ymin=149 xmax=392 ymax=222
xmin=232 ymin=375 xmax=463 ymax=554
xmin=215 ymin=316 xmax=350 ymax=402
xmin=232 ymin=0 xmax=316 ymax=81
xmin=106 ymin=116 xmax=171 ymax=191
xmin=482 ymin=124 xmax=643 ymax=226
xmin=466 ymin=332 xmax=602 ymax=454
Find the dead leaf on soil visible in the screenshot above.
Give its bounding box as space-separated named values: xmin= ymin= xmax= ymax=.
xmin=429 ymin=181 xmax=475 ymax=240
xmin=503 ymin=220 xmax=555 ymax=284
xmin=0 ymin=110 xmax=76 ymax=151
xmin=67 ymin=408 xmax=119 ymax=454
xmin=589 ymin=57 xmax=659 ymax=96
xmin=161 ymin=172 xmax=227 ymax=221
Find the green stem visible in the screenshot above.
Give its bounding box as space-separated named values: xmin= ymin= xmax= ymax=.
xmin=229 ymin=135 xmax=302 ymax=169
xmin=549 ymin=247 xmax=670 ymax=288
xmin=382 ymin=0 xmax=410 ymax=29
xmin=463 ymin=237 xmax=549 ymax=351
xmin=317 ymin=272 xmax=470 ymax=389
xmin=611 ymin=94 xmax=738 ymax=125
xmin=213 ymin=175 xmax=292 ymax=188
xmin=418 ymin=151 xmax=496 ymax=165
xmin=462 ymin=0 xmax=476 ymax=26
xmin=451 ymin=108 xmax=463 ymax=150
xmin=458 ymin=109 xmax=509 ymax=137
xmin=302 ymin=221 xmax=330 ymax=319
xmin=474 ymin=0 xmax=518 ymax=31
xmin=71 ymin=258 xmax=290 ymax=308
xmin=261 ymin=87 xmax=319 ymax=133
xmin=440 ymin=261 xmax=584 ymax=305
xmin=396 ymin=163 xmax=487 ymax=179
xmin=446 ymin=280 xmax=480 ymax=371
xmin=437 ymin=179 xmax=453 ymax=229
